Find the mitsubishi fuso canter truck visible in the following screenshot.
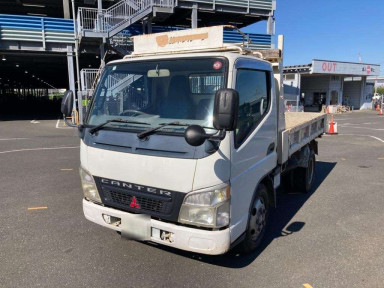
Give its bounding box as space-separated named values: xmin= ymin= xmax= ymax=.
xmin=61 ymin=26 xmax=326 ymax=255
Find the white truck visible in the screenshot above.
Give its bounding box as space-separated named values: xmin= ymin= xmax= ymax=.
xmin=61 ymin=26 xmax=326 ymax=255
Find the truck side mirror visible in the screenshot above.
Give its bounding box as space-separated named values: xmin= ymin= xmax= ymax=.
xmin=184 ymin=89 xmax=239 ymax=147
xmin=213 ymin=89 xmax=239 ymax=131
xmin=61 ymin=90 xmax=74 ymax=117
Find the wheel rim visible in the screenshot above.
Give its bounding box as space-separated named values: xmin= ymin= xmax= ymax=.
xmin=249 ymin=197 xmax=267 ymax=242
xmin=308 ymin=157 xmax=315 ymax=185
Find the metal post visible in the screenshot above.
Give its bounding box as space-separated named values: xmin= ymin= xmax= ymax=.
xmin=191 ymin=4 xmax=198 ymax=29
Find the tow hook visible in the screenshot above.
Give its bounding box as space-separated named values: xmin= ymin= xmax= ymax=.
xmin=102 ymin=214 xmax=121 ymax=227
xmin=161 ymin=231 xmax=175 ymax=243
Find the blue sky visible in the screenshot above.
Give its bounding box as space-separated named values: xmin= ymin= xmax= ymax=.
xmin=243 ymin=0 xmax=384 ymax=70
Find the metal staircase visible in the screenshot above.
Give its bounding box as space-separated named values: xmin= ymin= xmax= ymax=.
xmin=77 ymin=0 xmax=174 ymax=39
xmin=108 ymin=30 xmax=133 ymax=55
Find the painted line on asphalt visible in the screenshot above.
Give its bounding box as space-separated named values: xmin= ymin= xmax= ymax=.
xmin=337 ymin=116 xmax=384 ymax=121
xmin=0 ymin=138 xmax=29 ymax=141
xmin=28 ymin=207 xmax=48 ymax=211
xmin=61 ymin=168 xmax=74 ymax=171
xmin=303 ymin=284 xmax=314 ymax=288
xmin=338 ymin=125 xmax=384 ymax=131
xmin=325 ymin=134 xmax=384 ymax=143
xmin=342 ymin=122 xmax=381 ymax=126
xmin=55 ymin=119 xmax=73 ymax=129
xmin=0 ymin=146 xmax=80 ymax=154
xmin=30 ymin=120 xmax=40 ymax=124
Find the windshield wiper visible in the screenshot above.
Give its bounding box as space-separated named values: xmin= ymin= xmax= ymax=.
xmin=137 ymin=121 xmax=189 ymax=139
xmin=89 ymin=119 xmax=150 ymax=135
xmin=137 ymin=122 xmax=216 ymax=139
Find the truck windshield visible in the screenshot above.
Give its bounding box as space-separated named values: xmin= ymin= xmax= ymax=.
xmin=86 ymin=58 xmax=228 ymax=133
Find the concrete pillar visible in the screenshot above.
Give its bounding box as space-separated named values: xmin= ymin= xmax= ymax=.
xmin=67 ymin=45 xmax=76 ymax=111
xmin=191 ymin=5 xmax=198 ymax=29
xmin=267 ymin=16 xmax=275 ymax=35
xmin=360 ymin=76 xmax=367 ymax=109
xmin=326 ymin=75 xmax=331 ymax=106
xmin=100 ymin=43 xmax=105 ymax=67
xmin=339 ymin=78 xmax=344 ymax=105
xmin=63 ymin=0 xmax=71 ymax=19
xmin=97 ymin=0 xmax=103 ymax=31
xmin=147 ymin=18 xmax=152 ymax=34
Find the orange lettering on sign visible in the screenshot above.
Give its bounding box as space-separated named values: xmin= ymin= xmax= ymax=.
xmin=156 ymin=33 xmax=209 ymax=48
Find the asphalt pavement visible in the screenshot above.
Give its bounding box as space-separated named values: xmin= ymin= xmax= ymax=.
xmin=1 ymin=111 xmax=384 ymax=288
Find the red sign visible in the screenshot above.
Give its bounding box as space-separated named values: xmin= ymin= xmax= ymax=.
xmin=322 ymin=62 xmax=338 ymax=73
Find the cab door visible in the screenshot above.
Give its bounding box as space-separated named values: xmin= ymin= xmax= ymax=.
xmin=229 ymin=59 xmax=278 ymax=241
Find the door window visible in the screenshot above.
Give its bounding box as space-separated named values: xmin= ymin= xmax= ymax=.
xmin=235 ymin=69 xmax=270 ymax=147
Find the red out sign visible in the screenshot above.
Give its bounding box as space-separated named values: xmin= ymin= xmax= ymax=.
xmin=312 ymin=60 xmax=380 ymax=76
xmin=322 ymin=62 xmax=338 ymax=72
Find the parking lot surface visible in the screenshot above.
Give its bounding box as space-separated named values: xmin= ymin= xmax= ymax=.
xmin=1 ymin=111 xmax=384 ymax=288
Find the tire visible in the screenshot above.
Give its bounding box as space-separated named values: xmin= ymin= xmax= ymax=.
xmin=295 ymin=152 xmax=316 ymax=193
xmin=282 ymin=170 xmax=294 ymax=192
xmin=240 ymin=184 xmax=270 ymax=254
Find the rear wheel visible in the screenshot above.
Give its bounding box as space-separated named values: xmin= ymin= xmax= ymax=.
xmin=240 ymin=184 xmax=269 ymax=254
xmin=282 ymin=170 xmax=294 ymax=191
xmin=295 ymin=152 xmax=316 ymax=193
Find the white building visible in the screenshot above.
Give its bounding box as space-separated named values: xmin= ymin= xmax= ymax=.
xmin=284 ymin=60 xmax=381 ymax=111
xmin=367 ymin=76 xmax=384 ymax=89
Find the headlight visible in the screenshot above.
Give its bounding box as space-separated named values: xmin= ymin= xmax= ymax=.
xmin=79 ymin=167 xmax=101 ymax=204
xmin=178 ymin=186 xmax=230 ymax=228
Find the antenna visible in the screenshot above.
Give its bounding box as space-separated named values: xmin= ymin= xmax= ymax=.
xmin=358 ymin=53 xmax=362 ymax=63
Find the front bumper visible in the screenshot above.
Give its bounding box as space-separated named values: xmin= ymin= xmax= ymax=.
xmin=83 ymin=199 xmax=230 ymax=255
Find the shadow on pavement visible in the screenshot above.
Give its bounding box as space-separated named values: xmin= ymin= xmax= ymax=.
xmin=0 ymin=98 xmax=61 ymax=121
xmin=144 ymin=161 xmax=337 ymax=268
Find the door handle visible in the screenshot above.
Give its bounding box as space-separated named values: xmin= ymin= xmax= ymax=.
xmin=267 ymin=143 xmax=275 ymax=155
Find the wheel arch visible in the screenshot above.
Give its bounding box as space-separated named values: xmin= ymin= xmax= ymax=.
xmin=246 ymin=173 xmax=275 ymax=223
xmin=260 ymin=176 xmax=275 ymax=208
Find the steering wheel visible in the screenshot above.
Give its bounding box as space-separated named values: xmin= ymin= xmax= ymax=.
xmin=119 ymin=110 xmax=148 ymax=117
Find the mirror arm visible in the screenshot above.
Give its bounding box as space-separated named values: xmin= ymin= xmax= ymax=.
xmin=63 ymin=115 xmax=77 ymax=128
xmin=207 ymin=129 xmax=227 ymax=141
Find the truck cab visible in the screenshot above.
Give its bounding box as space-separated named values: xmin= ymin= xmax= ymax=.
xmin=62 ymin=27 xmax=324 ymax=255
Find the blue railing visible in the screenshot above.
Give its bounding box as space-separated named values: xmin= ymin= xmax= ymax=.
xmin=0 ymin=14 xmax=74 ymax=45
xmin=180 ymin=0 xmax=274 ymax=11
xmin=126 ymin=25 xmax=273 ymax=49
xmin=0 ymin=14 xmax=272 ymax=49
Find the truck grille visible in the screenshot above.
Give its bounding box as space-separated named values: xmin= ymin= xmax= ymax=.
xmin=94 ymin=176 xmax=185 ymax=222
xmin=103 ymin=189 xmax=166 ymax=214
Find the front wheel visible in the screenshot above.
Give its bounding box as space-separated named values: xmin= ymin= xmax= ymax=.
xmin=240 ymin=184 xmax=269 ymax=254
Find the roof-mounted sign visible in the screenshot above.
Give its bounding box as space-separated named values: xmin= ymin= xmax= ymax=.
xmin=312 ymin=60 xmax=380 ymax=76
xmin=132 ymin=26 xmax=225 ymax=55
